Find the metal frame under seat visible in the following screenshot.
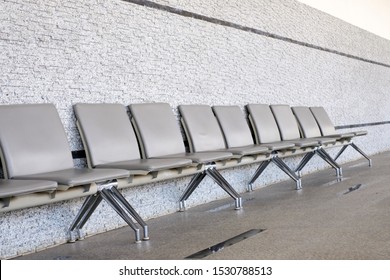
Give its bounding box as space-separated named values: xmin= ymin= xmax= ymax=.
xmin=179 ymin=163 xmax=242 ymax=212
xmin=69 ymin=180 xmax=148 ymax=243
xmin=247 ymin=153 xmax=302 ymax=191
xmin=334 ymin=141 xmax=372 ymax=167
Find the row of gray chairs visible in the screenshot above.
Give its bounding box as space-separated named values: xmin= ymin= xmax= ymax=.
xmin=0 ymin=103 xmax=370 ymax=244
xmin=0 ymin=104 xmax=140 ymax=242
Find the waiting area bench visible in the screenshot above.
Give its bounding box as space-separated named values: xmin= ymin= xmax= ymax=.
xmin=0 ymin=102 xmax=371 ymax=244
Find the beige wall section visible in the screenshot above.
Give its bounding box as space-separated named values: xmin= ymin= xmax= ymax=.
xmin=154 ymin=0 xmax=390 ymax=64
xmin=298 ymin=0 xmax=390 ymax=41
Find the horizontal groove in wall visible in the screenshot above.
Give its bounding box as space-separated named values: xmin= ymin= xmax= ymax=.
xmin=335 ymin=121 xmax=390 ymax=130
xmin=122 ymin=0 xmax=390 ymax=69
xmin=71 ymin=121 xmax=389 ymax=159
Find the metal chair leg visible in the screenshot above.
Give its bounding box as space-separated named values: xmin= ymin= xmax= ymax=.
xmin=179 ymin=165 xmax=242 ymax=211
xmin=110 ymin=187 xmax=149 ymax=241
xmin=100 ymin=188 xmax=142 ymax=243
xmin=334 ymin=142 xmax=372 ymax=167
xmin=247 ymin=160 xmax=271 ymax=191
xmin=334 ymin=145 xmax=348 ymax=162
xmin=206 ymin=167 xmax=242 ymax=209
xmin=351 ymin=143 xmax=372 ymax=167
xmin=317 ymin=148 xmax=342 ymax=177
xmin=179 ymin=172 xmax=206 ymax=211
xmin=69 ymin=181 xmax=147 ymax=244
xmin=272 ymin=157 xmax=302 ymax=190
xmin=295 ymin=151 xmax=315 ymax=177
xmin=68 ymin=194 xmax=102 ymax=242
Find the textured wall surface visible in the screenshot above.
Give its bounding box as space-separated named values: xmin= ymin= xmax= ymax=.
xmin=1 ymin=0 xmax=390 ymax=258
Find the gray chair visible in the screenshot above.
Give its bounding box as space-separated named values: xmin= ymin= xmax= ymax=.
xmin=292 ymin=106 xmax=354 ymax=173
xmin=310 ymin=106 xmax=371 ymax=166
xmin=74 ymin=103 xmax=194 ymax=237
xmin=129 ymin=103 xmax=244 ymax=211
xmin=292 ymin=106 xmax=344 ymax=141
xmin=0 ymin=104 xmax=137 ymax=242
xmin=246 ymin=104 xmax=306 ymax=148
xmin=246 ymin=104 xmax=340 ymax=183
xmin=0 ymin=179 xmax=57 ymax=209
xmin=212 ymin=105 xmax=302 ymax=190
xmin=270 ymin=104 xmax=342 ymax=177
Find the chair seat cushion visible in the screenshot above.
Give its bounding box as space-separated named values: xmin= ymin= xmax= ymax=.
xmin=96 ymin=158 xmax=192 ymax=174
xmin=261 ymin=142 xmax=296 ymax=151
xmin=15 ymin=168 xmax=130 ymax=187
xmin=153 ymin=152 xmax=233 ymax=164
xmin=310 ymin=137 xmax=337 ymax=145
xmin=0 ymin=179 xmax=57 ymax=198
xmin=288 ymin=139 xmax=320 ymax=148
xmin=226 ymin=145 xmax=269 ymax=156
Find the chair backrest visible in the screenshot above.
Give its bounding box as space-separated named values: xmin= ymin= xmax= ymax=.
xmin=292 ymin=106 xmax=322 ymax=138
xmin=270 ymin=104 xmax=301 ymax=140
xmin=178 ymin=105 xmax=226 ymax=152
xmin=129 ymin=103 xmax=186 ymax=158
xmin=310 ymin=107 xmax=337 ymax=136
xmin=212 ymin=105 xmax=254 ymax=148
xmin=0 ymin=104 xmax=74 ymax=178
xmin=245 ymin=104 xmax=282 ymax=144
xmin=73 ymin=103 xmax=141 ymax=167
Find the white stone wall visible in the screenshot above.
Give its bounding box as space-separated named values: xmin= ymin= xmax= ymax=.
xmin=1 ymin=0 xmax=390 ymax=258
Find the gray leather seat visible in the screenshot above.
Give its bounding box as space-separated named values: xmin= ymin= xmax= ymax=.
xmin=270 ymin=105 xmax=328 ymax=147
xmin=292 ymin=106 xmax=354 ymax=147
xmin=270 ymin=104 xmax=342 ymax=177
xmin=292 ymin=106 xmax=341 ymax=142
xmin=129 ymin=103 xmax=242 ymax=211
xmin=18 ymin=168 xmax=128 ymax=187
xmin=74 ymin=103 xmax=195 ymax=240
xmin=0 ymin=179 xmax=57 ymax=198
xmin=246 ymin=104 xmax=340 ymax=181
xmin=310 ymin=106 xmax=371 ymax=166
xmin=0 ymin=179 xmax=57 ymax=209
xmin=246 ymin=104 xmax=318 ymax=150
xmin=74 ymin=103 xmax=192 ymax=174
xmin=0 ymin=104 xmax=144 ymax=243
xmin=212 ymin=105 xmax=301 ymax=190
xmin=211 ymin=106 xmax=270 ymax=156
xmin=0 ymin=104 xmax=129 ymax=184
xmin=310 ymin=107 xmax=366 ymax=138
xmin=129 ymin=103 xmax=233 ymax=161
xmin=246 ymin=104 xmax=303 ymax=148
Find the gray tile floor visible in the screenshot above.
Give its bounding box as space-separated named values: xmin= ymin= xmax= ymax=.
xmin=16 ymin=152 xmax=390 ymax=260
